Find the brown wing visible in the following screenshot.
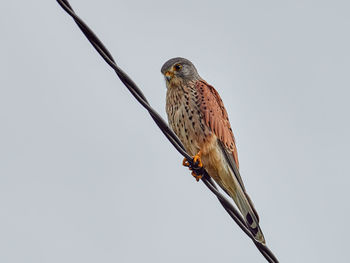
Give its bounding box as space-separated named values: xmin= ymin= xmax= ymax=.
xmin=195 ymin=80 xmax=239 ymax=168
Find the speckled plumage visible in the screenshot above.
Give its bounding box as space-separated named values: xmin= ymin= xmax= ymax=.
xmin=161 ymin=57 xmax=265 ymax=244
xmin=166 ymin=79 xmax=209 ymax=156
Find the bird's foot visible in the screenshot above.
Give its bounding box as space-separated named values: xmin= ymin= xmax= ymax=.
xmin=183 ymin=152 xmax=204 ymax=182
xmin=191 ymin=171 xmax=203 ymax=182
xmin=193 ymin=152 xmax=203 ymax=168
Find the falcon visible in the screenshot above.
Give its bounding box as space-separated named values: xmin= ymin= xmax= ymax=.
xmin=161 ymin=57 xmax=265 ymax=244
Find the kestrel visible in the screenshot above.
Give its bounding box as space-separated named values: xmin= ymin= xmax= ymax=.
xmin=161 ymin=57 xmax=265 ymax=244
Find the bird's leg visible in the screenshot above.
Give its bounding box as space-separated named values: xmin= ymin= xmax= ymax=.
xmin=193 ymin=151 xmax=203 ymax=168
xmin=181 ymin=151 xmax=203 ymax=181
xmin=182 ymin=151 xmax=204 ymax=181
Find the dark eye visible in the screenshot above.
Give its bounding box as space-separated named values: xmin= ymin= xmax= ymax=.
xmin=174 ymin=64 xmax=182 ymax=71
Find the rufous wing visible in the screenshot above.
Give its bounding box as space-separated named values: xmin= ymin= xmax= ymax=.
xmin=195 ymin=80 xmax=239 ymax=169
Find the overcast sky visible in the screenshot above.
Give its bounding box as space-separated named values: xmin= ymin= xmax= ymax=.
xmin=1 ymin=1 xmax=349 ymax=262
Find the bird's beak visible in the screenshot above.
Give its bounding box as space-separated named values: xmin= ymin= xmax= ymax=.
xmin=165 ymin=71 xmax=174 ymax=81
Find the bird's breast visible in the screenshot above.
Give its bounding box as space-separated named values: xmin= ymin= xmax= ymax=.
xmin=166 ymin=84 xmax=213 ymax=156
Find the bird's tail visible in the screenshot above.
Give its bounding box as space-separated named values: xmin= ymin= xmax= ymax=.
xmin=228 ymin=182 xmax=265 ymax=244
xmin=215 ymin=140 xmax=265 ymax=244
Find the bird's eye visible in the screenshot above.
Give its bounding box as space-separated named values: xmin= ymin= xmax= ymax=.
xmin=174 ymin=64 xmax=182 ymax=71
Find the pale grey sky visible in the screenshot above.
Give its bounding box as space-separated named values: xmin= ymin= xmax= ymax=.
xmin=1 ymin=1 xmax=349 ymax=262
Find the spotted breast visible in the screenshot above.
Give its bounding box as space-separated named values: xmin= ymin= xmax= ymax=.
xmin=166 ymin=80 xmax=215 ymax=157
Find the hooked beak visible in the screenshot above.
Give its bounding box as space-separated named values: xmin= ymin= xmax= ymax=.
xmin=165 ymin=71 xmax=174 ymax=81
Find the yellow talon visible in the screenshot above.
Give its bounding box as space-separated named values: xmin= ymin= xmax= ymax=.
xmin=191 ymin=171 xmax=203 ymax=182
xmin=193 ymin=151 xmax=203 ymax=167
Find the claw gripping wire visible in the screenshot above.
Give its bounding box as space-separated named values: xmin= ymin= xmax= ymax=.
xmin=190 ymin=160 xmax=204 ymax=180
xmin=183 ymin=157 xmax=204 ymax=175
xmin=56 ymin=1 xmax=279 ymax=262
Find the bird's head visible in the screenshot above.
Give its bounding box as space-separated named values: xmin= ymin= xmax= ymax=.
xmin=161 ymin=57 xmax=200 ymax=87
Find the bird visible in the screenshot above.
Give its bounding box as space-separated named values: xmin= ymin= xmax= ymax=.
xmin=161 ymin=57 xmax=265 ymax=244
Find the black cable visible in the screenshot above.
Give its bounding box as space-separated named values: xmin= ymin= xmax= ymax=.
xmin=56 ymin=1 xmax=279 ymax=262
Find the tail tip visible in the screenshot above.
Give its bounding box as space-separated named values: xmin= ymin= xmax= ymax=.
xmin=246 ymin=213 xmax=265 ymax=244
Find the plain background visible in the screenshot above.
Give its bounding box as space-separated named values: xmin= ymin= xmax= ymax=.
xmin=1 ymin=1 xmax=349 ymax=262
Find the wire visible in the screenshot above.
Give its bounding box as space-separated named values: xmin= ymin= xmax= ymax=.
xmin=56 ymin=1 xmax=279 ymax=262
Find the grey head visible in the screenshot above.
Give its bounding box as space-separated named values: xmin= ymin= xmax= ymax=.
xmin=161 ymin=57 xmax=201 ymax=82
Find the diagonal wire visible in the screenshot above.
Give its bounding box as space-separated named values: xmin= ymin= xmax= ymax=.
xmin=56 ymin=1 xmax=279 ymax=262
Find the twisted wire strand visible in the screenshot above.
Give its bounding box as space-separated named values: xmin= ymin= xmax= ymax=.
xmin=56 ymin=1 xmax=279 ymax=262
